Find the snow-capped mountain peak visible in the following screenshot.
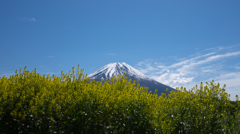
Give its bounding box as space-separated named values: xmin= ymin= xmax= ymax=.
xmin=87 ymin=62 xmax=151 ymax=80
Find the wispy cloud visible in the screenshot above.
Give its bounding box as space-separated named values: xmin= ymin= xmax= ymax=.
xmin=19 ymin=18 xmax=36 ymax=22
xmin=205 ymin=44 xmax=240 ymax=51
xmin=135 ymin=44 xmax=240 ymax=101
xmin=169 ymin=52 xmax=216 ymax=69
xmin=150 ymin=71 xmax=194 ymax=86
xmin=215 ymin=72 xmax=240 ymax=80
xmin=230 ymin=63 xmax=240 ymax=70
xmin=168 ymin=56 xmax=186 ymax=61
xmin=177 ymin=51 xmax=240 ymax=75
xmin=107 ymin=53 xmax=116 ymax=56
xmin=136 ymin=61 xmax=158 ymax=74
xmin=28 ymin=18 xmax=36 ymax=21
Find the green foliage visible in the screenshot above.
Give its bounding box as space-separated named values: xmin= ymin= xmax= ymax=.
xmin=0 ymin=65 xmax=239 ymax=134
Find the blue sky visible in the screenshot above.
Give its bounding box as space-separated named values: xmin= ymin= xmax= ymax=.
xmin=1 ymin=0 xmax=240 ymax=101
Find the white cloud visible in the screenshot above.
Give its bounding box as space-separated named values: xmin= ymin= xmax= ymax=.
xmin=177 ymin=51 xmax=240 ymax=75
xmin=215 ymin=72 xmax=240 ymax=80
xmin=170 ymin=52 xmax=216 ymax=69
xmin=138 ymin=69 xmax=149 ymax=74
xmin=135 ymin=61 xmax=158 ymax=74
xmin=107 ymin=53 xmax=115 ymax=56
xmin=205 ymin=44 xmax=240 ymax=51
xmin=201 ymin=65 xmax=215 ymax=73
xmin=150 ymin=52 xmax=219 ymax=77
xmin=157 ymin=65 xmax=165 ymax=68
xmin=150 ymin=71 xmax=194 ymax=87
xmin=230 ymin=63 xmax=240 ymax=69
xmin=202 ymin=69 xmax=213 ymax=73
xmin=28 ymin=18 xmax=36 ymax=21
xmin=168 ymin=56 xmax=186 ymax=61
xmin=217 ymin=77 xmax=240 ymax=88
xmin=19 ymin=18 xmax=36 ymax=22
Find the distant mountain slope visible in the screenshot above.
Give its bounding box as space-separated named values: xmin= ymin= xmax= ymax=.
xmin=87 ymin=62 xmax=176 ymax=97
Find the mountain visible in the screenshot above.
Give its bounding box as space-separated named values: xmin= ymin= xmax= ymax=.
xmin=86 ymin=62 xmax=176 ymax=97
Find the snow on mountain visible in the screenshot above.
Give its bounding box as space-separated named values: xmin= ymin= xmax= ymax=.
xmin=87 ymin=62 xmax=151 ymax=80
xmin=87 ymin=62 xmax=176 ymax=96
